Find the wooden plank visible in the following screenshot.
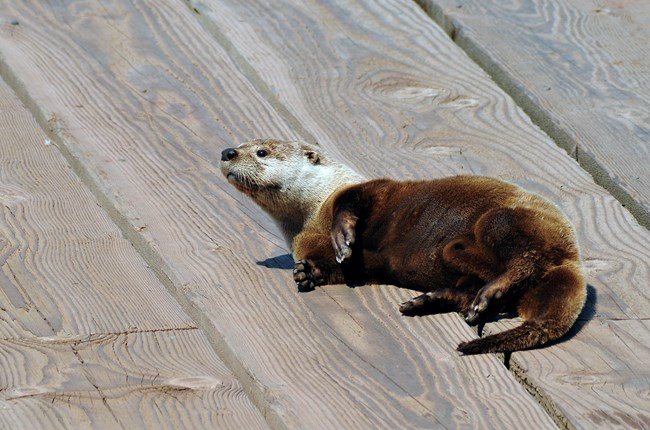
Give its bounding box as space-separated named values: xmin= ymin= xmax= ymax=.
xmin=408 ymin=1 xmax=650 ymax=426
xmin=417 ymin=0 xmax=650 ymax=228
xmin=192 ymin=0 xmax=650 ymax=319
xmin=0 ymin=72 xmax=266 ymax=428
xmin=483 ymin=318 xmax=650 ymax=429
xmin=0 ymin=78 xmax=193 ymax=338
xmin=0 ymin=330 xmax=267 ymax=430
xmin=0 ymin=0 xmax=558 ymax=428
xmin=187 ymin=0 xmax=650 ymax=428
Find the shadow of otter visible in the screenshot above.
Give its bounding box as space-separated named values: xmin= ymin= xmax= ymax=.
xmin=257 ymin=254 xmax=294 ymax=270
xmin=257 ymin=254 xmax=597 ymax=359
xmin=561 ymin=284 xmax=597 ymax=335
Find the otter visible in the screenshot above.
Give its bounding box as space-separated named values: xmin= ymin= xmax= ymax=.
xmin=220 ymin=139 xmax=587 ymax=355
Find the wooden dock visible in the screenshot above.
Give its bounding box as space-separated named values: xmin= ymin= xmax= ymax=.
xmin=0 ymin=0 xmax=648 ymax=428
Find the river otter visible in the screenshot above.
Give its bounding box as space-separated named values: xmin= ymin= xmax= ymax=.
xmin=220 ymin=139 xmax=587 ymax=355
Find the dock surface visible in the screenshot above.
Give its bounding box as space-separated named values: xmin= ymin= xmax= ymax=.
xmin=0 ymin=0 xmax=649 ymax=428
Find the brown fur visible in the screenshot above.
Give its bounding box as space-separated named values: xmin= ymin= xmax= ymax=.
xmin=221 ymin=140 xmax=587 ymax=355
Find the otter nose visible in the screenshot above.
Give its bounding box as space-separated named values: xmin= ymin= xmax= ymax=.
xmin=221 ymin=148 xmax=238 ymax=162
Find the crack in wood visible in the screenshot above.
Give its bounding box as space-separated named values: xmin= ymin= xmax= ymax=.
xmin=6 ymin=383 xmax=199 ymax=402
xmin=0 ymin=326 xmax=199 ymax=344
xmin=413 ymin=0 xmax=650 ymax=232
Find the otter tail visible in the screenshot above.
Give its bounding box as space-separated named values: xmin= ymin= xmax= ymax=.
xmin=457 ymin=262 xmax=587 ymax=355
xmin=457 ymin=320 xmax=564 ymax=354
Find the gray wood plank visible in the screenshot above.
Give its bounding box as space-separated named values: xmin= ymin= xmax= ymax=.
xmin=0 ymin=330 xmax=267 ymax=430
xmin=191 ymin=0 xmax=650 ymax=316
xmin=411 ymin=1 xmax=650 ymax=426
xmin=483 ymin=318 xmax=650 ymax=429
xmin=190 ymin=0 xmax=650 ymax=428
xmin=0 ymin=0 xmax=558 ymax=428
xmin=418 ymin=0 xmax=650 ymax=228
xmin=0 ymin=86 xmax=194 ymax=338
xmin=0 ymin=66 xmax=266 ymax=429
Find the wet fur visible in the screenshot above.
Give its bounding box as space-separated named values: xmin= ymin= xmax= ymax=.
xmin=221 ymin=140 xmax=587 ymax=354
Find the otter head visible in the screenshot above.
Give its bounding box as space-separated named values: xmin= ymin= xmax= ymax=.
xmin=220 ymin=138 xmax=364 ymax=244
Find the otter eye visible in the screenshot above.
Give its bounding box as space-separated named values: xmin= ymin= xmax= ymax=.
xmin=256 ymin=149 xmax=268 ymax=158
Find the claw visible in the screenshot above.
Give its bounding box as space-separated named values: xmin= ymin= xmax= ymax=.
xmin=331 ymin=212 xmax=357 ymax=264
xmin=465 ymin=308 xmax=480 ymax=326
xmin=334 ymin=244 xmax=352 ymax=264
xmin=398 ymin=300 xmax=412 ymax=313
xmin=297 ymin=280 xmax=314 ymax=292
xmin=293 ymin=259 xmax=323 ymax=292
xmin=293 ymin=272 xmax=306 ymax=282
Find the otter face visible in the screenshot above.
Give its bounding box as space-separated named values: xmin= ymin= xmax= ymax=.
xmin=220 ymin=139 xmax=320 ymax=195
xmin=221 ymin=138 xmax=364 ymax=245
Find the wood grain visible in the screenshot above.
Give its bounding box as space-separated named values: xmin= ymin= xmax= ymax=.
xmin=483 ymin=318 xmax=650 ymax=429
xmin=0 ymin=77 xmax=199 ymax=336
xmin=193 ymin=0 xmax=650 ymax=320
xmin=0 ymin=330 xmax=267 ymax=430
xmin=0 ymin=0 xmax=558 ymax=428
xmin=190 ymin=0 xmax=650 ymax=428
xmin=0 ymin=65 xmax=266 ymax=428
xmin=418 ymin=0 xmax=650 ymax=228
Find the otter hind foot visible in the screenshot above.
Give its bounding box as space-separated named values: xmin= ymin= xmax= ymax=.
xmin=293 ymin=259 xmax=324 ymax=292
xmin=399 ymin=293 xmax=431 ymax=315
xmin=465 ymin=275 xmax=512 ymax=325
xmin=465 ymin=296 xmax=489 ymax=326
xmin=399 ymin=289 xmax=461 ymax=316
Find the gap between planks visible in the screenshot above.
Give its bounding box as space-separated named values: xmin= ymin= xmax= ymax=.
xmin=457 ymin=320 xmax=572 ymax=430
xmin=182 ymin=1 xmax=318 ymax=146
xmin=180 ymin=5 xmax=569 ymax=426
xmin=414 ymin=0 xmax=650 ymax=232
xmin=0 ymin=5 xmax=567 ymax=430
xmin=0 ymin=60 xmax=287 ymax=430
xmin=506 ymin=358 xmax=573 ymax=430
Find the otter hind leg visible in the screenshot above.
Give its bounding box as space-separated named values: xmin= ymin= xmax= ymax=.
xmin=400 ymin=289 xmax=469 ymax=316
xmin=446 ymin=207 xmax=556 ymax=326
xmin=400 ymin=278 xmax=482 ymax=316
xmin=442 ymin=235 xmax=500 ymax=282
xmin=442 ymin=233 xmax=504 ymax=324
xmin=464 ymin=274 xmax=514 ymax=325
xmin=458 ymin=261 xmax=586 ymax=354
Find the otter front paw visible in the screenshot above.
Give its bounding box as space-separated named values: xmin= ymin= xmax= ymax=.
xmin=293 ymin=259 xmax=324 ymax=292
xmin=331 ymin=212 xmax=357 ymax=263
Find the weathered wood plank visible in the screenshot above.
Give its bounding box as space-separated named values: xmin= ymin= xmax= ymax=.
xmin=189 ymin=0 xmax=650 ymax=428
xmin=191 ymin=0 xmax=650 ymax=319
xmin=0 ymin=330 xmax=266 ymax=430
xmin=417 ymin=0 xmax=650 ymax=228
xmin=0 ymin=73 xmax=194 ymax=338
xmin=483 ymin=318 xmax=650 ymax=429
xmin=0 ymin=0 xmax=558 ymax=428
xmin=0 ymin=70 xmax=266 ymax=428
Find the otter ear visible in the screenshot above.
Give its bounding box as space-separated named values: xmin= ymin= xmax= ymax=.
xmin=304 ymin=150 xmax=321 ymax=165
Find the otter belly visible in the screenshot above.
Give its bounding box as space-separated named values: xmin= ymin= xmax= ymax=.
xmin=353 ymin=177 xmax=515 ymax=291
